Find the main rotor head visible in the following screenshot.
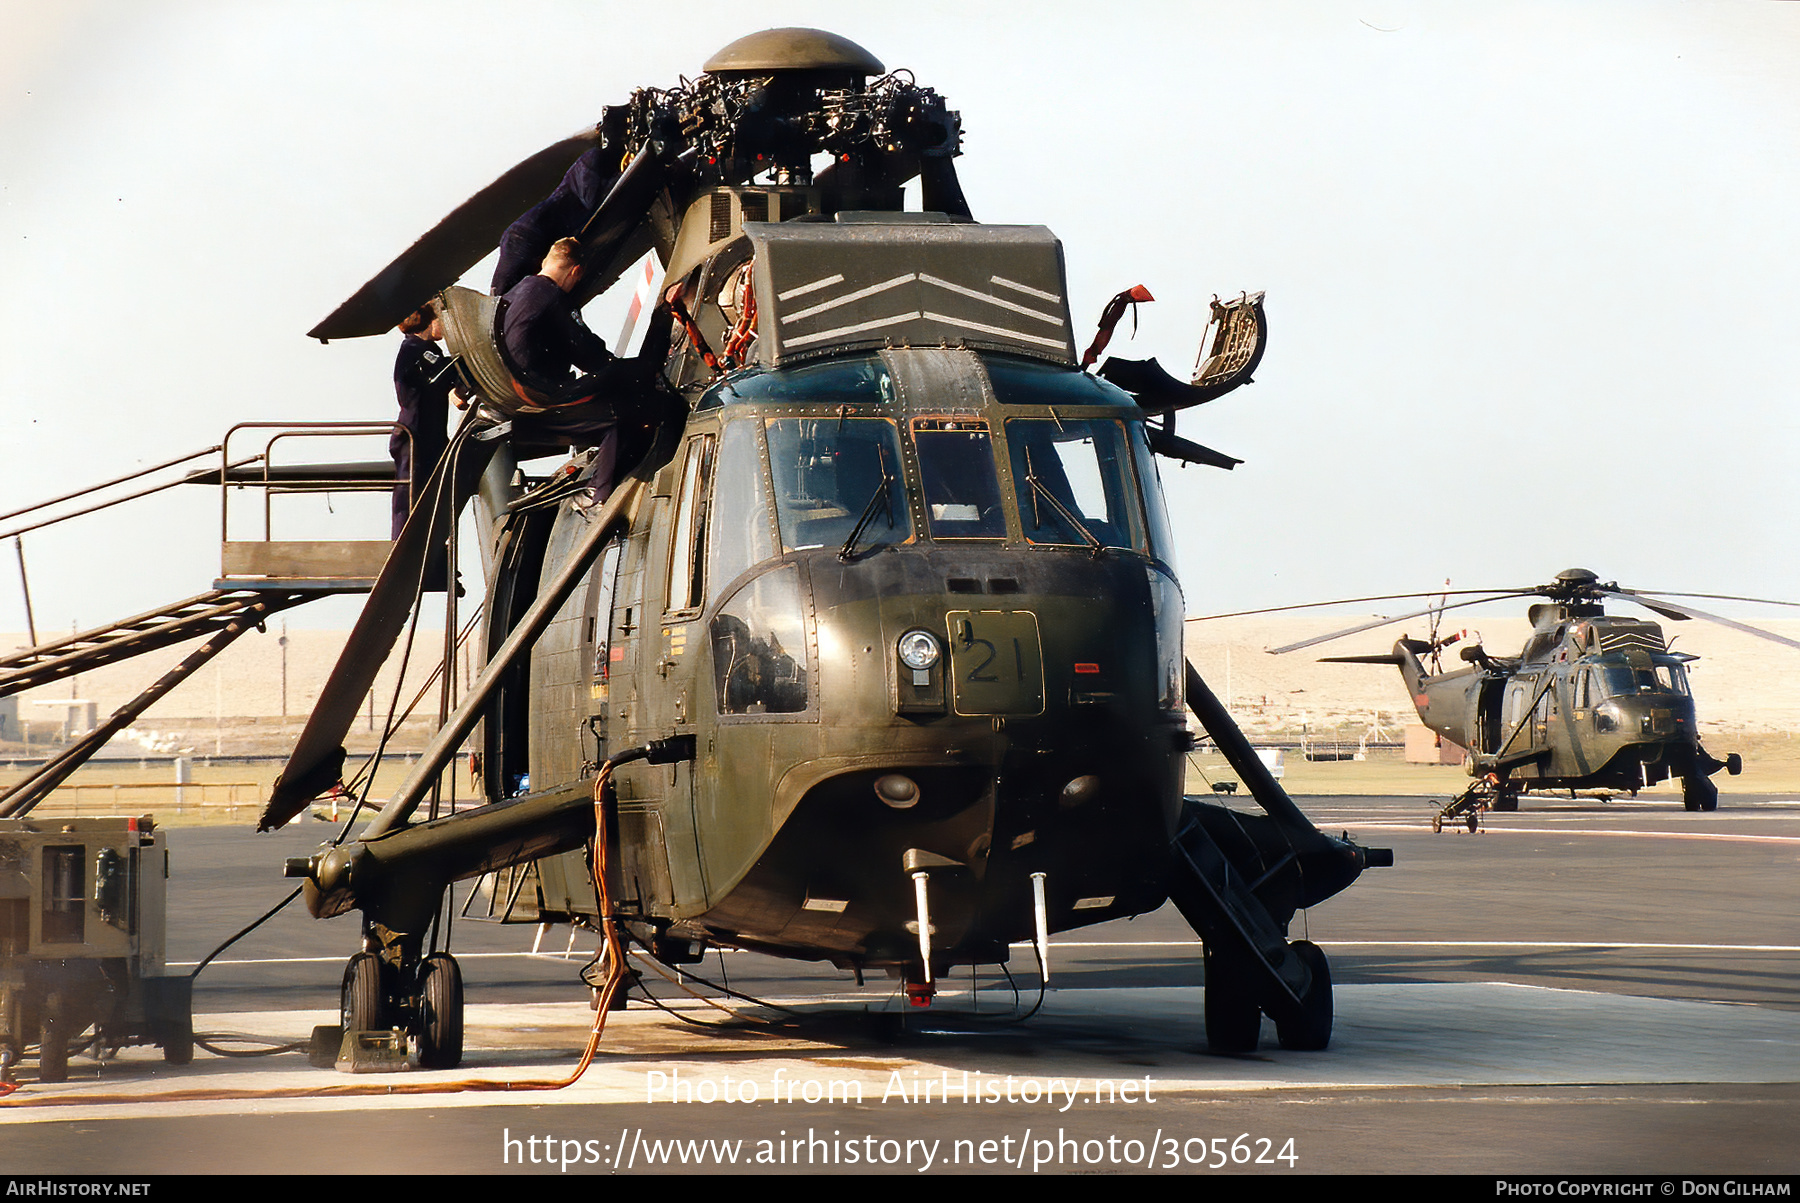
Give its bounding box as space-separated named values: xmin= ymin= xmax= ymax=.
xmin=1540 ymin=567 xmax=1611 ymax=603
xmin=703 ymin=28 xmax=885 ymax=79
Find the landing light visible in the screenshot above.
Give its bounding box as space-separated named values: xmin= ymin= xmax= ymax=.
xmin=874 ymin=774 xmax=920 ymax=809
xmin=898 ymin=630 xmax=941 ymax=671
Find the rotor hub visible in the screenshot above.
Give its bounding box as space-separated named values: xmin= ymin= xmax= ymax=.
xmin=1544 ymin=567 xmax=1613 ymax=604
xmin=703 ymin=28 xmax=884 ymax=79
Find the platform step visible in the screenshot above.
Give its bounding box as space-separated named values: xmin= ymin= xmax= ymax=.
xmin=0 ymin=589 xmax=314 ymax=699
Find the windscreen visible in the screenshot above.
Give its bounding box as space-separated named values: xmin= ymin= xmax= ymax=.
xmin=1598 ymin=662 xmax=1690 ymax=696
xmin=912 ymin=418 xmax=1007 ymax=540
xmin=765 ymin=417 xmax=911 ymax=553
xmin=1004 ymin=418 xmax=1145 ymax=551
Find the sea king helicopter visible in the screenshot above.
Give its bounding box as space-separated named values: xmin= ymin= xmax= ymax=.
xmin=265 ymin=28 xmax=1391 ymax=1068
xmin=1212 ymin=568 xmax=1800 ymax=826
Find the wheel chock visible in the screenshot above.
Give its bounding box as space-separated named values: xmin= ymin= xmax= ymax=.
xmin=336 ymin=1027 xmax=410 ymax=1073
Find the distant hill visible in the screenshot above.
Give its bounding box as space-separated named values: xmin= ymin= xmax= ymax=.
xmin=4 ymin=609 xmax=1794 ymax=750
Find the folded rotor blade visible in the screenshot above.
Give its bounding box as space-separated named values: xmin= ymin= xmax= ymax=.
xmin=1100 ymin=356 xmax=1247 ymax=414
xmin=1612 ymin=591 xmax=1800 ymax=652
xmin=919 ymin=155 xmax=973 ymax=220
xmin=308 ymin=128 xmax=603 ymax=342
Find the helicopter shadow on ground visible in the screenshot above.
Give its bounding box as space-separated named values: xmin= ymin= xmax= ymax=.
xmin=613 ymin=944 xmax=1258 ymax=1068
xmin=1330 ymin=949 xmax=1800 ymax=1010
xmin=1487 ymin=798 xmax=1713 ymax=815
xmin=611 ymin=999 xmax=1222 ymax=1071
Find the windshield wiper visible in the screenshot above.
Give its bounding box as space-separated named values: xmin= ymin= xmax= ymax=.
xmin=1023 ymin=447 xmax=1104 ymax=556
xmin=839 ymin=448 xmax=896 ymax=562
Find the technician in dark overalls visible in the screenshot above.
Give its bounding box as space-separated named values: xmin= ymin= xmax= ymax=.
xmin=391 ymin=306 xmax=455 ymax=540
xmin=499 ymin=238 xmax=655 ymax=509
xmin=491 ymin=147 xmax=620 ymax=297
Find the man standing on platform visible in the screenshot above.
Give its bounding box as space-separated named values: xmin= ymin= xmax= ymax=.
xmin=391 ymin=305 xmax=455 ymax=540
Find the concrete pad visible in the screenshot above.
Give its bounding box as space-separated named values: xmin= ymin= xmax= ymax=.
xmin=4 ymin=981 xmax=1793 ymax=1123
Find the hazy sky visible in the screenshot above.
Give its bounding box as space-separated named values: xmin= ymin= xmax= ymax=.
xmin=4 ymin=0 xmax=1798 ymax=635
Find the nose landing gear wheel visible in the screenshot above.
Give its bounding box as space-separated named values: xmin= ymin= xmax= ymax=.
xmin=341 ymin=951 xmax=388 ymax=1034
xmin=1683 ymin=774 xmax=1718 ymax=812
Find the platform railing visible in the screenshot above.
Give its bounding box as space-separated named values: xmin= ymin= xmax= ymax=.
xmin=216 ymin=421 xmax=407 ymax=590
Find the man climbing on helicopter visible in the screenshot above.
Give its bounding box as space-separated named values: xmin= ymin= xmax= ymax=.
xmin=490 ymin=145 xmax=619 ymax=297
xmin=499 ymin=237 xmax=616 ymax=396
xmin=499 ymin=237 xmax=665 ymax=506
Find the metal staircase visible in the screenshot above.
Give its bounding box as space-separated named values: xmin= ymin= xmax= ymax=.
xmin=0 ymin=424 xmax=407 ymax=818
xmin=0 ymin=589 xmax=311 ymax=700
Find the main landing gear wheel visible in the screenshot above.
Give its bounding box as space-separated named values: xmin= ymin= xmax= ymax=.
xmin=1274 ymin=940 xmax=1333 ymax=1052
xmin=1203 ymin=948 xmax=1261 ymax=1054
xmin=342 ymin=951 xmax=387 ymax=1034
xmin=1683 ymin=774 xmax=1718 ymax=813
xmin=415 ymin=952 xmax=464 ymax=1070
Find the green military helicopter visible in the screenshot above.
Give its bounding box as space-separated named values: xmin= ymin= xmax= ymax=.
xmin=266 ymin=28 xmax=1390 ymax=1068
xmin=1218 ymin=567 xmax=1799 ymax=825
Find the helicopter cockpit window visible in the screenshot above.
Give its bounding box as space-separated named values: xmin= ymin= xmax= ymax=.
xmin=1004 ymin=418 xmax=1145 ymax=551
xmin=766 ymin=418 xmax=912 ymax=553
xmin=706 ymin=420 xmax=777 ymax=605
xmin=665 ymin=434 xmax=715 ymax=615
xmin=706 ymin=355 xmax=895 ymax=409
xmin=912 ymin=418 xmax=1007 ymax=540
xmin=984 ymin=355 xmax=1134 ymax=409
xmin=711 ymin=566 xmax=810 ymax=715
xmin=1129 ymin=424 xmax=1179 ymax=572
xmin=1596 ymin=662 xmax=1691 ymax=697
